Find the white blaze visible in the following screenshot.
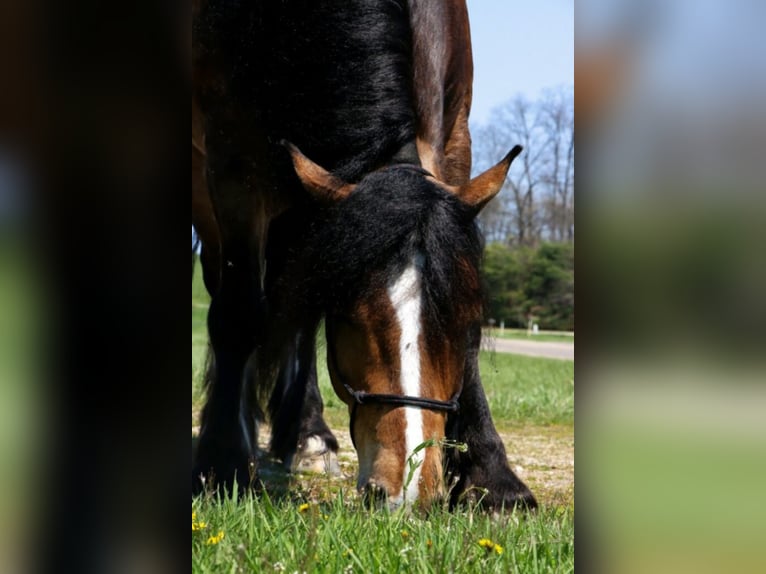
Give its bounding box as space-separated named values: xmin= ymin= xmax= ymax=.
xmin=387 ymin=259 xmax=424 ymax=503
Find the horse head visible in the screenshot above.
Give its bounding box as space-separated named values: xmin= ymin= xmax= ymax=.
xmin=284 ymin=142 xmax=522 ymax=508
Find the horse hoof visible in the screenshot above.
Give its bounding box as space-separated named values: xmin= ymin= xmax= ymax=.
xmin=293 ymin=435 xmax=341 ymax=476
xmin=192 ymin=458 xmax=257 ymax=496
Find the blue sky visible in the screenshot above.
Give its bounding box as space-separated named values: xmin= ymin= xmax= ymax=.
xmin=466 ymin=1 xmax=574 ymax=124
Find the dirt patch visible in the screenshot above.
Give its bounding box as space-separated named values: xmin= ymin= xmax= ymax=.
xmin=192 ymin=423 xmax=574 ymax=508
xmin=319 ymin=425 xmax=573 ymax=507
xmin=501 ymin=425 xmax=574 ymax=507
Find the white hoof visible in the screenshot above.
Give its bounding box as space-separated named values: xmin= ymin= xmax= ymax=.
xmin=293 ymin=435 xmax=341 ymax=476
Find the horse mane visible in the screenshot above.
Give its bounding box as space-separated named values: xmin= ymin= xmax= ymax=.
xmin=196 ymin=0 xmax=417 ymax=181
xmin=306 ymin=168 xmax=486 ymax=348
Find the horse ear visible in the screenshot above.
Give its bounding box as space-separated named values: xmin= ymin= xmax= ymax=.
xmin=455 ymin=145 xmax=523 ymax=211
xmin=281 ymin=140 xmax=355 ymax=202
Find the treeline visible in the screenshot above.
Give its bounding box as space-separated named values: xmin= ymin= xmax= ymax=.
xmin=481 ymin=241 xmax=574 ymax=331
xmin=471 ymin=87 xmax=574 ymax=331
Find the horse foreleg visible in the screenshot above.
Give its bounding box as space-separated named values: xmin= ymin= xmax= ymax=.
xmin=445 ymin=328 xmax=537 ymax=511
xmin=193 ymin=253 xmax=262 ymax=495
xmin=267 ymin=330 xmax=339 ymax=475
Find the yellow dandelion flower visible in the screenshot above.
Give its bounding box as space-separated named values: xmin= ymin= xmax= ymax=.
xmin=298 ymin=503 xmax=311 ymax=513
xmin=478 ymin=538 xmax=503 ymax=555
xmin=400 ymin=530 xmax=409 ymax=539
xmin=206 ymin=531 xmax=225 ymax=545
xmin=426 ymin=539 xmax=433 ymax=548
xmin=191 ymin=511 xmax=207 ymax=532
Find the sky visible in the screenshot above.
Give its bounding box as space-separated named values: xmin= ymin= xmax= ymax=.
xmin=466 ymin=0 xmax=574 ymax=125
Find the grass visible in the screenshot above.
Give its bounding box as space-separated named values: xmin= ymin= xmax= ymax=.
xmin=479 ymin=352 xmax=574 ymax=429
xmin=192 ymin=258 xmax=574 ymax=573
xmin=192 ymin=489 xmax=573 ymax=573
xmin=192 ymin=261 xmax=212 ymax=424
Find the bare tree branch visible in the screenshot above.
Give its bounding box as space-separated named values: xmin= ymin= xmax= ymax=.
xmin=472 ymin=87 xmax=574 ymax=245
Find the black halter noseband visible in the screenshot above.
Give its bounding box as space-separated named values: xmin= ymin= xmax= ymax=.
xmin=340 ymin=379 xmax=460 ymax=414
xmin=338 ymin=375 xmax=461 ymax=450
xmin=326 ymin=320 xmax=461 ymax=449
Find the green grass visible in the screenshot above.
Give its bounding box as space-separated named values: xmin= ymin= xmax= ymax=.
xmin=192 ymin=262 xmax=210 ymax=424
xmin=479 ymin=353 xmax=574 ymax=428
xmin=192 ymin=490 xmax=573 ymax=573
xmin=192 ymin=258 xmax=574 ymax=573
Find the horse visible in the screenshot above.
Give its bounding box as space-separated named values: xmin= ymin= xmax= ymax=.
xmin=191 ymin=94 xmax=338 ymax=477
xmin=192 ymin=97 xmax=220 ymax=293
xmin=192 ymin=0 xmax=537 ymax=510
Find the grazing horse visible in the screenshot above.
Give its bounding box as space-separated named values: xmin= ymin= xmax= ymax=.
xmin=192 ymin=0 xmax=536 ymax=510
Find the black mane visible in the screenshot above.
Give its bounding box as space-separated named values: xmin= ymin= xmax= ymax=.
xmin=196 ymin=0 xmax=417 ymax=181
xmin=307 ymin=168 xmax=485 ymax=347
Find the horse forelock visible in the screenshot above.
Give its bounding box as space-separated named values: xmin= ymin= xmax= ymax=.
xmin=311 ymin=169 xmax=484 ymax=346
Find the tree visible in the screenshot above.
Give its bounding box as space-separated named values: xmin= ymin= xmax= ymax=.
xmin=482 ymin=243 xmax=529 ymax=327
xmin=524 ymin=243 xmax=574 ymax=330
xmin=481 ymin=242 xmax=574 ymax=331
xmin=472 ymin=87 xmax=574 ymax=246
xmin=538 ymin=88 xmax=574 ymax=242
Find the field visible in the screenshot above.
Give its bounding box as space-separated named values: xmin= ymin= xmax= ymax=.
xmin=192 ymin=263 xmax=574 ymax=573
